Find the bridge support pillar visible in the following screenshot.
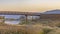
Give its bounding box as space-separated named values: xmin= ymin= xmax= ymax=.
xmin=25 ymin=15 xmax=28 ymax=24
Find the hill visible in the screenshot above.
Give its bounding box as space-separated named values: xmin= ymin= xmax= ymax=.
xmin=42 ymin=9 xmax=60 ymax=14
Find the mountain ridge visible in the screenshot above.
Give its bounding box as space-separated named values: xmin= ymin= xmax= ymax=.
xmin=42 ymin=9 xmax=60 ymax=14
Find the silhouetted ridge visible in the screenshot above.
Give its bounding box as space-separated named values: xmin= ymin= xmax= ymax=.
xmin=42 ymin=9 xmax=60 ymax=14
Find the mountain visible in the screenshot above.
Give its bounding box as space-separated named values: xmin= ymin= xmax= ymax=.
xmin=42 ymin=9 xmax=60 ymax=14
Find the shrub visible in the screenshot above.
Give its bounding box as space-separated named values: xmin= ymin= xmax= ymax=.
xmin=43 ymin=28 xmax=53 ymax=34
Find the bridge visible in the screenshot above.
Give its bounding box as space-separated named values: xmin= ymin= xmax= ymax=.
xmin=0 ymin=11 xmax=41 ymax=23
xmin=0 ymin=11 xmax=41 ymax=16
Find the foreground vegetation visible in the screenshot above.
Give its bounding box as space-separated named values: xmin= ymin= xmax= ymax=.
xmin=0 ymin=19 xmax=60 ymax=34
xmin=0 ymin=24 xmax=60 ymax=34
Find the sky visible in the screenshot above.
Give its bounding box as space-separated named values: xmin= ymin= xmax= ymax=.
xmin=0 ymin=0 xmax=60 ymax=12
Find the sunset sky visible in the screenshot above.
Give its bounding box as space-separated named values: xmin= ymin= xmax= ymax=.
xmin=0 ymin=0 xmax=60 ymax=12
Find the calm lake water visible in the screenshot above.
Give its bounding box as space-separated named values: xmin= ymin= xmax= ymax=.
xmin=0 ymin=15 xmax=22 ymax=24
xmin=5 ymin=20 xmax=20 ymax=24
xmin=0 ymin=15 xmax=39 ymax=24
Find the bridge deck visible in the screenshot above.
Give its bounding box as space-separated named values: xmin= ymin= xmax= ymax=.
xmin=0 ymin=11 xmax=41 ymax=16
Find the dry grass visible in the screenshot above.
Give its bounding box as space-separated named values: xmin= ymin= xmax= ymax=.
xmin=0 ymin=20 xmax=60 ymax=34
xmin=0 ymin=24 xmax=55 ymax=34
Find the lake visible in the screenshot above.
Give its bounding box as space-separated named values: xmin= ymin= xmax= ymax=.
xmin=5 ymin=20 xmax=20 ymax=24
